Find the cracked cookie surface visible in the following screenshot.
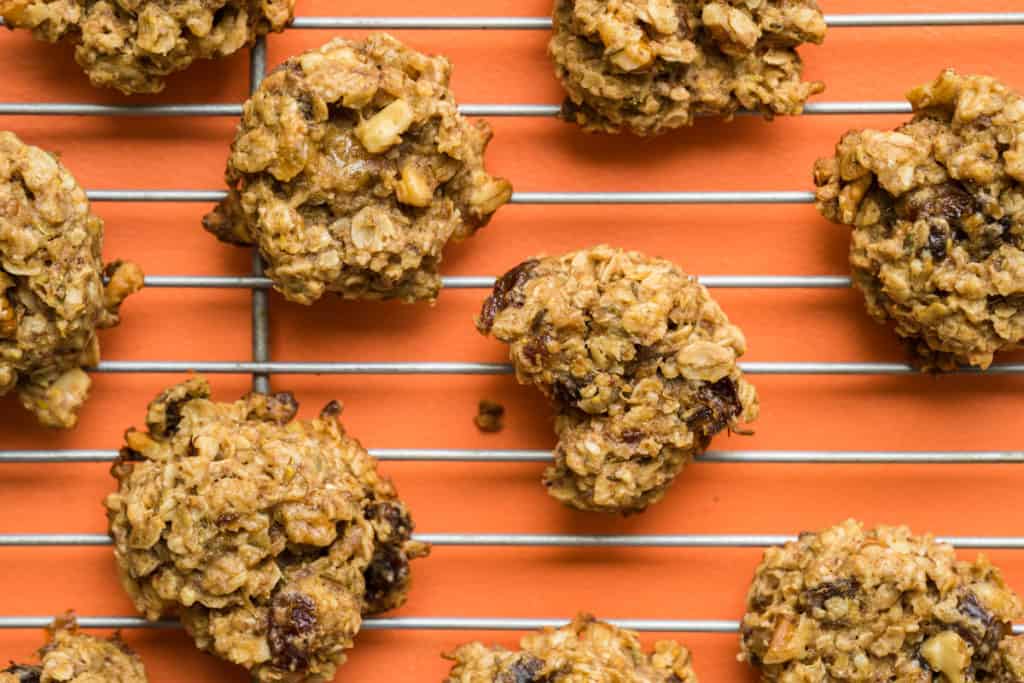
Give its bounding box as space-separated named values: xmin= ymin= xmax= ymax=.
xmin=0 ymin=611 xmax=147 ymax=683
xmin=814 ymin=70 xmax=1024 ymax=371
xmin=548 ymin=0 xmax=826 ymax=135
xmin=0 ymin=131 xmax=142 ymax=428
xmin=477 ymin=245 xmax=758 ymax=514
xmin=203 ymin=33 xmax=512 ymax=305
xmin=444 ymin=614 xmax=698 ymax=682
xmin=104 ymin=377 xmax=429 ymax=682
xmin=740 ymin=519 xmax=1024 ymax=682
xmin=0 ymin=0 xmax=294 ymax=94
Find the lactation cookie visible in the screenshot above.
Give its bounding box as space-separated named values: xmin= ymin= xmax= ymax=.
xmin=477 ymin=245 xmax=758 ymax=513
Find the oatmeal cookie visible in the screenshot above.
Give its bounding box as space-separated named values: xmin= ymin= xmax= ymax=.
xmin=104 ymin=378 xmax=429 ymax=682
xmin=814 ymin=70 xmax=1024 ymax=371
xmin=477 ymin=245 xmax=758 ymax=513
xmin=740 ymin=519 xmax=1024 ymax=682
xmin=548 ymin=0 xmax=826 ymax=135
xmin=0 ymin=611 xmax=147 ymax=682
xmin=0 ymin=131 xmax=143 ymax=428
xmin=203 ymin=33 xmax=512 ymax=305
xmin=0 ymin=0 xmax=294 ymax=94
xmin=444 ymin=614 xmax=698 ymax=682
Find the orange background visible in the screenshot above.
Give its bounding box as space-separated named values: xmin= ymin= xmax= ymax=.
xmin=2 ymin=1 xmax=1024 ymax=680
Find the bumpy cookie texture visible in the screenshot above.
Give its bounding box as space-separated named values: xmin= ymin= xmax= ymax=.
xmin=0 ymin=0 xmax=294 ymax=94
xmin=0 ymin=132 xmax=143 ymax=428
xmin=814 ymin=70 xmax=1024 ymax=371
xmin=104 ymin=378 xmax=429 ymax=682
xmin=477 ymin=245 xmax=758 ymax=513
xmin=548 ymin=0 xmax=826 ymax=135
xmin=444 ymin=614 xmax=698 ymax=682
xmin=203 ymin=33 xmax=512 ymax=305
xmin=0 ymin=611 xmax=148 ymax=682
xmin=740 ymin=519 xmax=1024 ymax=682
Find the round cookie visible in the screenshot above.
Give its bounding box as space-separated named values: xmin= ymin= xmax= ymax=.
xmin=0 ymin=131 xmax=143 ymax=428
xmin=444 ymin=614 xmax=698 ymax=682
xmin=0 ymin=612 xmax=147 ymax=683
xmin=0 ymin=0 xmax=295 ymax=94
xmin=740 ymin=519 xmax=1024 ymax=682
xmin=814 ymin=70 xmax=1024 ymax=371
xmin=203 ymin=33 xmax=512 ymax=305
xmin=548 ymin=0 xmax=826 ymax=135
xmin=104 ymin=378 xmax=429 ymax=682
xmin=477 ymin=245 xmax=758 ymax=514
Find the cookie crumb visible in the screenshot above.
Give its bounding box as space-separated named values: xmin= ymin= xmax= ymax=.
xmin=474 ymin=400 xmax=505 ymax=433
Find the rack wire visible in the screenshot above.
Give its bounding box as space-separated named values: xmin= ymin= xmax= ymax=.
xmin=2 ymin=9 xmax=1024 ymax=648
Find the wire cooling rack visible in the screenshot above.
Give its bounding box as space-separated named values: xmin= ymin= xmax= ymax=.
xmin=2 ymin=5 xmax=1024 ymax=658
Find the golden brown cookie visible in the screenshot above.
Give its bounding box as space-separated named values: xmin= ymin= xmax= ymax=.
xmin=548 ymin=0 xmax=826 ymax=135
xmin=203 ymin=33 xmax=512 ymax=305
xmin=0 ymin=131 xmax=142 ymax=428
xmin=444 ymin=614 xmax=698 ymax=682
xmin=0 ymin=611 xmax=147 ymax=682
xmin=477 ymin=245 xmax=758 ymax=513
xmin=104 ymin=378 xmax=429 ymax=682
xmin=740 ymin=519 xmax=1024 ymax=682
xmin=814 ymin=70 xmax=1024 ymax=371
xmin=0 ymin=0 xmax=294 ymax=94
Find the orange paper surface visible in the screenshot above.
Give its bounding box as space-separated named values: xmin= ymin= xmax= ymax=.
xmin=1 ymin=1 xmax=1023 ymax=680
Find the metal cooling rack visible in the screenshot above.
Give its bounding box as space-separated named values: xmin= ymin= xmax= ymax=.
xmin=2 ymin=10 xmax=1024 ymax=641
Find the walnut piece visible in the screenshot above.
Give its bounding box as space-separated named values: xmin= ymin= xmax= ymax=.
xmin=203 ymin=33 xmax=512 ymax=305
xmin=0 ymin=0 xmax=295 ymax=94
xmin=477 ymin=245 xmax=758 ymax=513
xmin=814 ymin=70 xmax=1024 ymax=371
xmin=740 ymin=519 xmax=1024 ymax=681
xmin=548 ymin=0 xmax=826 ymax=135
xmin=104 ymin=378 xmax=429 ymax=682
xmin=0 ymin=131 xmax=143 ymax=428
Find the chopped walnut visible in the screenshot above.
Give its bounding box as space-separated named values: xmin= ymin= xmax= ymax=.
xmin=477 ymin=245 xmax=758 ymax=513
xmin=548 ymin=0 xmax=826 ymax=135
xmin=0 ymin=131 xmax=142 ymax=428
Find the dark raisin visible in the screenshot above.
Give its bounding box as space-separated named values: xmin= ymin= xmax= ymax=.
xmin=320 ymin=400 xmax=343 ymax=419
xmin=163 ymin=398 xmax=186 ymax=435
xmin=522 ymin=335 xmax=551 ymax=365
xmin=687 ymin=378 xmax=741 ymax=436
xmin=499 ymin=655 xmax=546 ymax=683
xmin=804 ymin=578 xmax=860 ymax=610
xmin=927 ymin=226 xmax=948 ymax=261
xmin=906 ymin=183 xmax=977 ymax=226
xmin=1 ymin=664 xmax=41 ymax=683
xmin=957 ymin=592 xmax=1010 ymax=652
xmin=216 ymin=512 xmax=239 ymax=526
xmin=477 ymin=259 xmax=540 ymax=333
xmin=551 ymin=377 xmax=581 ymax=406
xmin=362 ymin=544 xmax=409 ymax=613
xmin=474 ymin=399 xmax=505 ymax=433
xmin=365 ymin=502 xmax=412 ymax=538
xmin=621 ymin=429 xmax=645 ymax=444
xmin=267 ymin=592 xmax=318 ymax=672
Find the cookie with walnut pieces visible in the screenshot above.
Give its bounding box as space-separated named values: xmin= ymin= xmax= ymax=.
xmin=0 ymin=0 xmax=295 ymax=94
xmin=477 ymin=245 xmax=758 ymax=514
xmin=814 ymin=70 xmax=1024 ymax=371
xmin=740 ymin=519 xmax=1024 ymax=682
xmin=104 ymin=377 xmax=429 ymax=682
xmin=0 ymin=131 xmax=143 ymax=428
xmin=203 ymin=33 xmax=512 ymax=305
xmin=444 ymin=614 xmax=698 ymax=682
xmin=548 ymin=0 xmax=826 ymax=135
xmin=0 ymin=611 xmax=147 ymax=683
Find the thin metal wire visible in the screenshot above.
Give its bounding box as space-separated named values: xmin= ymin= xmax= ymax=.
xmin=287 ymin=13 xmax=1024 ymax=29
xmin=0 ymin=101 xmax=914 ymax=117
xmin=136 ymin=274 xmax=850 ymax=289
xmin=249 ymin=39 xmax=271 ymax=395
xmin=8 ymin=533 xmax=1024 ymax=549
xmin=81 ymin=360 xmax=1024 ymax=375
xmin=3 ymin=449 xmax=1023 ymax=464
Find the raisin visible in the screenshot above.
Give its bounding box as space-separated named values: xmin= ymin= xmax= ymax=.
xmin=958 ymin=592 xmax=1010 ymax=652
xmin=363 ymin=544 xmax=409 ymax=613
xmin=551 ymin=377 xmax=581 ymax=406
xmin=906 ymin=183 xmax=977 ymax=226
xmin=687 ymin=377 xmax=741 ymax=436
xmin=477 ymin=259 xmax=540 ymax=332
xmin=1 ymin=665 xmax=41 ymax=683
xmin=927 ymin=226 xmax=948 ymax=261
xmin=267 ymin=592 xmax=318 ymax=672
xmin=320 ymin=400 xmax=343 ymax=418
xmin=804 ymin=578 xmax=860 ymax=610
xmin=499 ymin=655 xmax=546 ymax=683
xmin=621 ymin=429 xmax=645 ymax=444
